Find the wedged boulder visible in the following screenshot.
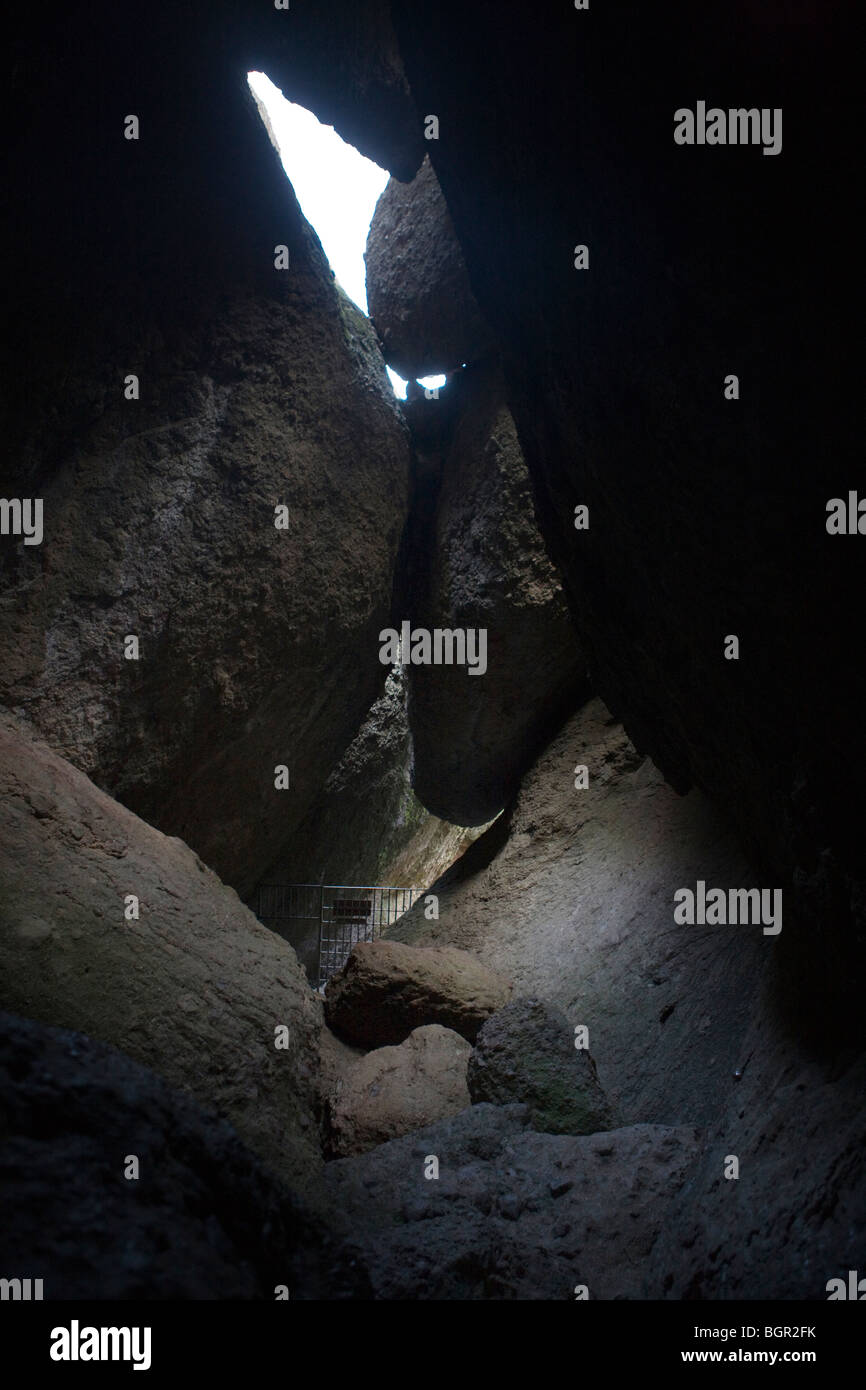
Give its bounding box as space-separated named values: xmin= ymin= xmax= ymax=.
xmin=467 ymin=997 xmax=615 ymax=1135
xmin=327 ymin=1024 xmax=471 ymax=1157
xmin=1 ymin=65 xmax=410 ymax=899
xmin=0 ymin=1010 xmax=367 ymax=1300
xmin=0 ymin=713 xmax=322 ymax=1190
xmin=324 ymin=939 xmax=512 ymax=1047
xmin=365 ymin=156 xmax=494 ymax=378
xmin=406 ymin=363 xmax=587 ymax=825
xmin=325 ymin=1103 xmax=702 ymax=1299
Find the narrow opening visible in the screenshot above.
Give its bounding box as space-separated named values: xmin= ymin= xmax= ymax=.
xmin=248 ymin=72 xmax=447 ymax=403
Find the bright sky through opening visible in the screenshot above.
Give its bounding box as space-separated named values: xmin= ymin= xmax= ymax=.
xmin=248 ymin=71 xmax=411 ymax=398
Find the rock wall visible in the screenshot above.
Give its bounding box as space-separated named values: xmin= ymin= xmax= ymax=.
xmin=389 ymin=697 xmax=866 ymax=1296
xmin=0 ymin=714 xmax=323 ymax=1191
xmin=2 ymin=0 xmax=861 ymax=1307
xmin=392 ymin=698 xmax=765 ymax=1126
xmin=389 ymin=0 xmax=864 ymax=981
xmin=2 ymin=30 xmax=410 ymax=896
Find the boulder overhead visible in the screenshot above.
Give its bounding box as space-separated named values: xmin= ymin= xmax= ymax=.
xmin=405 ymin=363 xmax=587 ymax=825
xmin=365 ymin=156 xmax=494 ymax=379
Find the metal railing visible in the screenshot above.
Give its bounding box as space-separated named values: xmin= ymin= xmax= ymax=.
xmin=255 ymin=883 xmax=422 ymax=989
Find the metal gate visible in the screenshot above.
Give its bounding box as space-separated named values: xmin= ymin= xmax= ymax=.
xmin=255 ymin=884 xmax=422 ymax=989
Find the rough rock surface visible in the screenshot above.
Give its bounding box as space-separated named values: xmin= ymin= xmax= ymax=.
xmin=468 ymin=997 xmax=615 ymax=1136
xmin=390 ymin=0 xmax=864 ymax=981
xmin=324 ymin=1103 xmax=702 ymax=1299
xmin=648 ymin=1013 xmax=866 ymax=1300
xmin=1 ymin=39 xmax=410 ymax=899
xmin=324 ymin=939 xmax=512 ymax=1047
xmin=327 ymin=1024 xmax=471 ymax=1157
xmin=405 ymin=363 xmax=588 ymax=824
xmin=0 ymin=1010 xmax=367 ymax=1300
xmin=365 ymin=157 xmax=494 ymax=378
xmin=392 ymin=697 xmax=765 ymax=1126
xmin=0 ymin=714 xmax=322 ymax=1191
xmin=390 ymin=697 xmax=866 ymax=1296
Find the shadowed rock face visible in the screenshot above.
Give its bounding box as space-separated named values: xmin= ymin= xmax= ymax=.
xmin=237 ymin=0 xmax=424 ymax=182
xmin=0 ymin=714 xmax=323 ymax=1192
xmin=403 ymin=363 xmax=588 ymax=825
xmin=0 ymin=1011 xmax=368 ymax=1301
xmin=389 ymin=0 xmax=864 ymax=986
xmin=366 ymin=156 xmax=494 ymax=378
xmin=324 ymin=1104 xmax=702 ymax=1299
xmin=1 ymin=50 xmax=410 ymax=896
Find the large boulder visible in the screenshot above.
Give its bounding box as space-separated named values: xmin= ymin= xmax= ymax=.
xmin=404 ymin=363 xmax=587 ymax=824
xmin=1 ymin=33 xmax=410 ymax=899
xmin=327 ymin=1024 xmax=471 ymax=1157
xmin=468 ymin=997 xmax=615 ymax=1135
xmin=324 ymin=940 xmax=512 ymax=1047
xmin=0 ymin=1010 xmax=366 ymax=1300
xmin=325 ymin=1103 xmax=702 ymax=1299
xmin=365 ymin=157 xmax=494 ymax=378
xmin=0 ymin=713 xmax=322 ymax=1191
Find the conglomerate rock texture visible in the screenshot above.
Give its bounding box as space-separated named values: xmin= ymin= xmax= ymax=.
xmin=326 ymin=1023 xmax=472 ymax=1158
xmin=324 ymin=939 xmax=512 ymax=1047
xmin=467 ymin=996 xmax=616 ymax=1136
